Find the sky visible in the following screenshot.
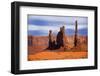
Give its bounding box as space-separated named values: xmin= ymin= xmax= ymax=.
xmin=28 ymin=15 xmax=88 ymax=36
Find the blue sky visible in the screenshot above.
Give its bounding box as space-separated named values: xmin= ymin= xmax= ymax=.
xmin=28 ymin=15 xmax=88 ymax=36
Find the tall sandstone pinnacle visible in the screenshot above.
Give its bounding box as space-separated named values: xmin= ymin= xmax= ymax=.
xmin=48 ymin=30 xmax=56 ymax=50
xmin=62 ymin=26 xmax=67 ymax=50
xmin=56 ymin=27 xmax=64 ymax=48
xmin=74 ymin=20 xmax=78 ymax=47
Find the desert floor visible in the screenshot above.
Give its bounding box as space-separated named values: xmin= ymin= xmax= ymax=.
xmin=28 ymin=51 xmax=87 ymax=61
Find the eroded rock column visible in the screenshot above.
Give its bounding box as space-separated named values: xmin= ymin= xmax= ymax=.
xmin=74 ymin=20 xmax=78 ymax=47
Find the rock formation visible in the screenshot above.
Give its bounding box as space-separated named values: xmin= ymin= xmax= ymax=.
xmin=56 ymin=27 xmax=64 ymax=48
xmin=48 ymin=30 xmax=56 ymax=50
xmin=62 ymin=26 xmax=68 ymax=50
xmin=74 ymin=20 xmax=78 ymax=47
xmin=28 ymin=20 xmax=86 ymax=53
xmin=48 ymin=26 xmax=68 ymax=50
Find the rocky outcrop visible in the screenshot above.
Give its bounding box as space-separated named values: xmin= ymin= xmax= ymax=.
xmin=48 ymin=30 xmax=56 ymax=50
xmin=56 ymin=26 xmax=64 ymax=48
xmin=48 ymin=26 xmax=68 ymax=50
xmin=74 ymin=20 xmax=78 ymax=47
xmin=28 ymin=20 xmax=88 ymax=54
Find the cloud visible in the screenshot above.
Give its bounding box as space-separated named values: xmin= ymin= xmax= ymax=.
xmin=28 ymin=15 xmax=88 ymax=25
xmin=28 ymin=25 xmax=88 ymax=36
xmin=28 ymin=24 xmax=87 ymax=31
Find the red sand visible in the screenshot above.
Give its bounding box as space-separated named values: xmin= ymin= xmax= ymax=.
xmin=28 ymin=51 xmax=87 ymax=61
xmin=28 ymin=35 xmax=88 ymax=61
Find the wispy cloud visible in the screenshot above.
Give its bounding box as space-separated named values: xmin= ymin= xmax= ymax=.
xmin=28 ymin=24 xmax=87 ymax=31
xmin=28 ymin=15 xmax=88 ymax=25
